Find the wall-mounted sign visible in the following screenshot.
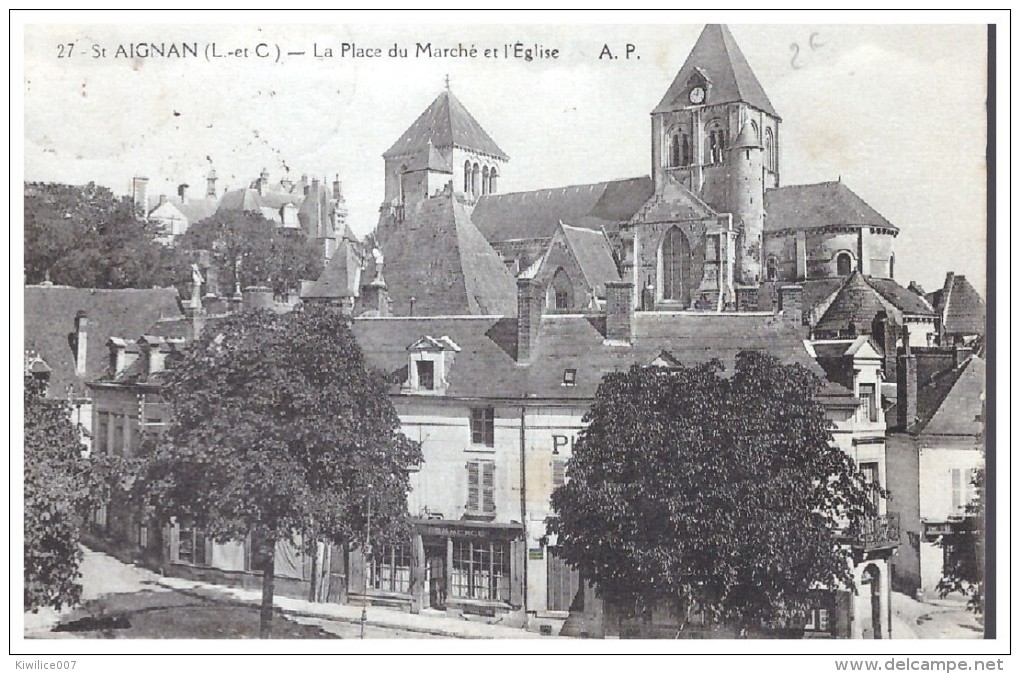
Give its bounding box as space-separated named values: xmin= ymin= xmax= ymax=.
xmin=528 ymin=548 xmax=544 ymax=560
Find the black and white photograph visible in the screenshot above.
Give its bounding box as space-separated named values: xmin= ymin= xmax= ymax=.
xmin=13 ymin=10 xmax=1007 ymax=667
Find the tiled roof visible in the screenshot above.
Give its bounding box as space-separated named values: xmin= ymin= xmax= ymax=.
xmin=24 ymin=285 xmax=183 ymax=398
xmin=472 ymin=177 xmax=654 ymax=242
xmin=353 ymin=311 xmax=821 ymax=402
xmin=560 ymin=224 xmax=621 ymax=297
xmin=171 ymin=196 xmax=219 ymax=224
xmin=304 ymin=241 xmax=363 ymax=300
xmin=374 ymin=193 xmax=518 ymax=317
xmin=297 ymin=182 xmax=335 ymax=239
xmin=384 ymin=90 xmax=507 ymax=160
xmin=867 ymin=278 xmax=934 ymax=316
xmin=927 ymin=273 xmax=986 ymax=336
xmin=814 ymin=272 xmax=894 ymax=335
xmin=653 ymin=24 xmax=778 ymax=117
xmin=887 ymin=356 xmax=985 ymax=436
xmin=216 ymin=188 xmax=264 ymax=214
xmin=764 ymin=181 xmax=898 ymax=234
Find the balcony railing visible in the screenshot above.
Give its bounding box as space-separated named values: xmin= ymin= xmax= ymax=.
xmin=839 ymin=513 xmax=900 ymax=552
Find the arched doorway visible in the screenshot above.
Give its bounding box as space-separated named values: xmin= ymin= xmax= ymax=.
xmin=660 ymin=227 xmax=691 ymax=304
xmin=860 ymin=564 xmax=883 ymax=639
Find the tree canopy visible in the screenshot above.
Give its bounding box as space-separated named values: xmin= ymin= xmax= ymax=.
xmin=24 ymin=375 xmax=92 ymax=612
xmin=550 ymin=351 xmax=876 ymax=632
xmin=178 ymin=212 xmax=323 ymax=295
xmin=937 ymin=467 xmax=984 ymax=614
xmin=140 ymin=305 xmax=420 ymax=636
xmin=24 ymin=182 xmax=188 ymax=289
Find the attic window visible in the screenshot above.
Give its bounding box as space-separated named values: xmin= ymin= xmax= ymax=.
xmin=562 ymin=368 xmax=577 ymax=387
xmin=416 ymin=360 xmax=435 ymax=390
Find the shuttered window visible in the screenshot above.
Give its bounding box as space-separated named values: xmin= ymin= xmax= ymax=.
xmin=470 ymin=407 xmax=495 ymax=446
xmin=467 ymin=460 xmax=496 ymax=515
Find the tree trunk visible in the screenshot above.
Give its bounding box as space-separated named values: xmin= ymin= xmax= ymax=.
xmin=259 ymin=540 xmax=276 ymax=639
xmin=308 ymin=540 xmax=319 ymax=603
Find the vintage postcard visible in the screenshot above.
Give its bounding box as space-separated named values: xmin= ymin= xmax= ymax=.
xmin=15 ymin=11 xmax=1004 ymax=666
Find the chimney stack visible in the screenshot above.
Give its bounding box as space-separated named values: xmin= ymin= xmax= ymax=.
xmin=605 ymin=281 xmax=634 ymax=344
xmin=177 ymin=183 xmax=189 ymax=203
xmin=333 ymin=174 xmax=342 ymax=200
xmin=778 ymin=285 xmax=803 ymax=325
xmin=735 ymin=286 xmax=758 ymax=313
xmin=361 ymin=279 xmax=392 ymax=317
xmin=258 ymin=168 xmax=269 ymax=195
xmin=73 ymin=310 xmax=88 ymax=377
xmin=107 ymin=337 xmax=139 ymax=376
xmin=206 ymin=170 xmax=217 ymax=198
xmin=897 ymin=325 xmax=918 ymax=430
xmin=517 ymin=278 xmax=543 ymax=364
xmin=132 ymin=176 xmax=149 ymax=218
xmin=158 ymin=194 xmax=168 ymax=207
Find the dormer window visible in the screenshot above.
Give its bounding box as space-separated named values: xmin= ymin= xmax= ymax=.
xmin=405 ymin=335 xmax=461 ymax=394
xmin=562 ymin=368 xmax=577 ymax=386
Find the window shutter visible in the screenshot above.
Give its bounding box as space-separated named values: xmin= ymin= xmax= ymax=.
xmin=482 ymin=462 xmax=496 ymax=513
xmin=466 ymin=461 xmax=480 ymax=512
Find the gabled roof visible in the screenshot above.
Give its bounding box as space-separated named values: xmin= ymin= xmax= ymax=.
xmin=384 ymin=90 xmax=507 ymax=160
xmin=887 ymin=356 xmax=985 ymax=437
xmin=217 ymin=188 xmax=264 ymax=214
xmin=764 ymin=181 xmax=898 ymax=234
xmin=559 ymin=223 xmax=621 ymax=297
xmin=653 ymin=24 xmax=778 ymax=117
xmin=813 ymin=273 xmax=934 ymax=335
xmin=373 ymin=193 xmax=518 ymax=317
xmin=927 ymin=273 xmax=986 ymax=337
xmin=472 ymin=177 xmax=654 ymax=242
xmin=867 ymin=277 xmax=934 ymax=316
xmin=24 ymin=285 xmax=183 ymax=398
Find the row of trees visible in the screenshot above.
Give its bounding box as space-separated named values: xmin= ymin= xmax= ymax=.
xmin=24 ymin=182 xmax=323 ymax=295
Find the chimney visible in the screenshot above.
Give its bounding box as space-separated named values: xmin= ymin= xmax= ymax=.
xmin=605 ymin=281 xmax=634 ymax=344
xmin=158 ymin=194 xmax=168 ymax=207
xmin=897 ymin=325 xmax=917 ymax=431
xmin=138 ymin=337 xmax=169 ymax=378
xmin=795 ymin=231 xmax=807 ymax=281
xmin=333 ymin=174 xmax=342 ymax=200
xmin=177 ymin=183 xmax=188 ymax=203
xmin=361 ymin=279 xmax=392 ymax=317
xmin=778 ymin=285 xmax=803 ymax=325
xmin=242 ymin=286 xmax=275 ymax=311
xmin=107 ymin=338 xmax=139 ymax=376
xmin=206 ymin=170 xmax=217 ymax=198
xmin=73 ymin=310 xmax=88 ymax=377
xmin=517 ymin=278 xmax=543 ymax=364
xmin=132 ymin=176 xmax=149 ymax=217
xmin=258 ymin=168 xmax=269 ymax=195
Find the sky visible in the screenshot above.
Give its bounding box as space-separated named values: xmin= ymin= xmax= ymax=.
xmin=22 ymin=21 xmax=989 ymax=294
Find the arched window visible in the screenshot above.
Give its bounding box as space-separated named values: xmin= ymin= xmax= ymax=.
xmin=682 ymin=133 xmax=692 ymax=166
xmin=889 ymin=253 xmax=895 ymax=279
xmin=488 ymin=167 xmax=498 ymax=193
xmin=472 ymin=163 xmax=480 ymax=197
xmin=481 ymin=167 xmax=490 ymax=195
xmin=766 ymin=256 xmax=779 ymax=281
xmin=548 ymin=268 xmax=574 ymax=310
xmin=836 ymin=252 xmax=853 ymax=277
xmin=661 ymin=227 xmax=689 ymax=302
xmin=764 ymin=128 xmax=775 ymax=171
xmin=464 ymin=161 xmax=472 ymax=193
xmin=706 ymin=120 xmax=726 ymax=164
xmin=670 ymin=134 xmax=681 ymax=168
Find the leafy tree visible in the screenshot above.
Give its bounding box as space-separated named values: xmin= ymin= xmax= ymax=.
xmin=24 ymin=182 xmax=188 ymax=290
xmin=140 ymin=305 xmax=421 ymax=637
xmin=550 ymin=351 xmax=876 ymax=635
xmin=936 ymin=468 xmax=984 ymax=614
xmin=179 ymin=212 xmax=323 ymax=295
xmin=23 ymin=374 xmax=91 ymax=611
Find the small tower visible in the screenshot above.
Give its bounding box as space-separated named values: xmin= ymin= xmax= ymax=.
xmin=727 ymin=122 xmax=765 ymax=286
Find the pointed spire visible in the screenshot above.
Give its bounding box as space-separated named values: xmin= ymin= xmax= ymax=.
xmin=383 ymin=88 xmax=507 ymax=160
xmin=654 ymin=24 xmax=778 ymax=117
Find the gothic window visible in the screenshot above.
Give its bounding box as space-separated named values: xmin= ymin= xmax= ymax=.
xmin=481 ymin=166 xmax=490 ymax=195
xmin=766 ymin=256 xmax=779 ymax=281
xmin=472 ymin=163 xmax=481 ymax=197
xmin=751 ymin=120 xmax=760 ymax=143
xmin=464 ymin=161 xmax=472 ymax=193
xmin=488 ymin=167 xmax=498 ymax=194
xmin=764 ymin=128 xmax=775 ymax=171
xmin=706 ymin=120 xmax=726 ymax=164
xmin=889 ymin=253 xmax=895 ymax=279
xmin=670 ymin=134 xmax=681 ymax=168
xmin=682 ymin=133 xmax=693 ymax=166
xmin=836 ymin=252 xmax=853 ymax=277
xmin=661 ymin=227 xmax=689 ymax=302
xmin=548 ymin=268 xmax=574 ymax=310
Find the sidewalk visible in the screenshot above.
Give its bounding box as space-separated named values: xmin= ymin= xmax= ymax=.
xmin=154 ymin=574 xmax=547 ymax=639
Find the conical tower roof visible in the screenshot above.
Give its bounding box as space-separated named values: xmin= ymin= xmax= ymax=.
xmin=384 ymin=90 xmax=508 ymax=160
xmin=653 ymin=24 xmax=778 ymax=117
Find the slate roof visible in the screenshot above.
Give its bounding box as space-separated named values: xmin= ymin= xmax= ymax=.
xmin=24 ymin=285 xmax=183 ymax=398
xmin=304 ymin=241 xmax=363 ymax=300
xmin=868 ymin=277 xmax=934 ymax=316
xmin=297 ymin=182 xmax=335 ymax=239
xmin=374 ymin=193 xmax=518 ymax=317
xmin=887 ymin=356 xmax=985 ymax=436
xmin=353 ymin=311 xmax=823 ymax=401
xmin=406 ymin=142 xmax=453 ymax=173
xmin=559 ymin=224 xmax=621 ymax=297
xmin=927 ymin=273 xmax=986 ymax=337
xmin=163 ymin=195 xmax=219 ymax=224
xmin=384 ymin=90 xmax=507 ymax=160
xmin=472 ymin=177 xmax=654 ymax=242
xmin=653 ymin=24 xmax=778 ymax=117
xmin=764 ymin=181 xmax=898 ymax=234
xmin=814 ymin=273 xmax=934 ymax=335
xmin=216 ymin=188 xmax=264 ymax=214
